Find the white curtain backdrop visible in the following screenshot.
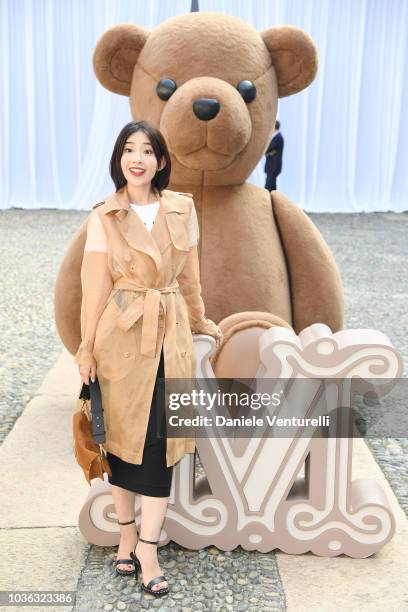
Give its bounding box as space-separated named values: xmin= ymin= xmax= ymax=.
xmin=1 ymin=0 xmax=407 ymax=212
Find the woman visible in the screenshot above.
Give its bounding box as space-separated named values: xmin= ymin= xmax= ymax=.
xmin=74 ymin=120 xmax=222 ymax=597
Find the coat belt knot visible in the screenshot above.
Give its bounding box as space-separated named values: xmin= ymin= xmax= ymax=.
xmin=112 ymin=278 xmax=179 ymax=358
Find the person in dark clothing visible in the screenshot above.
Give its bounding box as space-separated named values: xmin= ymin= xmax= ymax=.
xmin=264 ymin=120 xmax=284 ymax=191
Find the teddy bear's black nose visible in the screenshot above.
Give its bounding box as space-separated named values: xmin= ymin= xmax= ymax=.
xmin=193 ymin=98 xmax=220 ymax=121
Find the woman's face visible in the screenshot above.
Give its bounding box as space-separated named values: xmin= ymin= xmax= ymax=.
xmin=120 ymin=130 xmax=164 ymax=190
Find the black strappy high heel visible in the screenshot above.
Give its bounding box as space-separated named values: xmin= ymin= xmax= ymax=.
xmin=130 ymin=531 xmax=169 ymax=597
xmin=114 ymin=518 xmax=136 ymax=576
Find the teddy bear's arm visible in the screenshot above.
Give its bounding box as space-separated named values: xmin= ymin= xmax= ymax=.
xmin=74 ymin=213 xmax=113 ymax=367
xmin=176 ymin=244 xmax=220 ymax=337
xmin=271 ymin=191 xmax=344 ymax=333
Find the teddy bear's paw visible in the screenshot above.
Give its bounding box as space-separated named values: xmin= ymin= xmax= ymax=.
xmin=209 ymin=311 xmax=292 ymax=379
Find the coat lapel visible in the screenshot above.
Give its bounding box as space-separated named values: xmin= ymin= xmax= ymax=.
xmin=102 ymin=186 xmax=189 ymax=278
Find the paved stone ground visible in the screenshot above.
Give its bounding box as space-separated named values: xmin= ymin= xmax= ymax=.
xmin=0 ymin=208 xmax=407 ymax=611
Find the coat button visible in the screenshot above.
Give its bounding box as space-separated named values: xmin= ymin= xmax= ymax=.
xmin=123 ymin=351 xmax=131 ymax=358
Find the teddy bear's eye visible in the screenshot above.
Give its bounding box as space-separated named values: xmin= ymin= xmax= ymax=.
xmin=157 ymin=78 xmax=177 ymax=101
xmin=237 ymin=80 xmax=257 ymax=103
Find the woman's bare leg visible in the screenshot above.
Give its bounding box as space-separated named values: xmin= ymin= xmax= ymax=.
xmin=111 ymin=484 xmax=138 ymax=571
xmin=135 ymin=495 xmax=169 ymax=591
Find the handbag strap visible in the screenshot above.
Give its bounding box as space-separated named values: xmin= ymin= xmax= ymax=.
xmin=79 ymin=382 xmax=90 ymax=400
xmin=89 ymin=376 xmax=106 ymax=444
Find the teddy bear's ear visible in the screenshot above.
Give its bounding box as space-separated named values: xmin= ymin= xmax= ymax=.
xmin=261 ymin=25 xmax=318 ymax=98
xmin=93 ymin=24 xmax=149 ymax=96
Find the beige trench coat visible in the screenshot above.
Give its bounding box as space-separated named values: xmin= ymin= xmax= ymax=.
xmin=74 ymin=186 xmax=219 ymax=467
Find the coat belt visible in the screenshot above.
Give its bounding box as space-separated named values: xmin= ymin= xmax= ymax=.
xmin=112 ymin=278 xmax=180 ymax=358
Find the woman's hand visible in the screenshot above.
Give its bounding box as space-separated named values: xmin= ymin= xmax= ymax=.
xmin=77 ymin=350 xmax=97 ymax=385
xmin=214 ymin=326 xmax=223 ymax=349
xmin=191 ymin=316 xmax=223 ymax=349
xmin=210 ymin=323 xmax=223 ymax=349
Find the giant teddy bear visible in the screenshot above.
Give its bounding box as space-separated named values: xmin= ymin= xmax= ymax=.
xmin=55 ymin=12 xmax=343 ymax=376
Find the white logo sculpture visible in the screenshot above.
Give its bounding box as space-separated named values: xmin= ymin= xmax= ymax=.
xmin=78 ymin=324 xmax=402 ymax=558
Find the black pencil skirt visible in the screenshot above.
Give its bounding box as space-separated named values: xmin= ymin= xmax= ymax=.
xmin=106 ymin=344 xmax=173 ymax=497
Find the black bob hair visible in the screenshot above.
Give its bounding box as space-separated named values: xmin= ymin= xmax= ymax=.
xmin=109 ymin=120 xmax=171 ymax=195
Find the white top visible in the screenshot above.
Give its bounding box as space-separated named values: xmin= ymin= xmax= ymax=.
xmin=85 ymin=200 xmax=199 ymax=252
xmin=130 ymin=201 xmax=161 ymax=232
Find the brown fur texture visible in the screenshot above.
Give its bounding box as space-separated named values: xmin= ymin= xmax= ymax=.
xmin=55 ymin=12 xmax=343 ymax=369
